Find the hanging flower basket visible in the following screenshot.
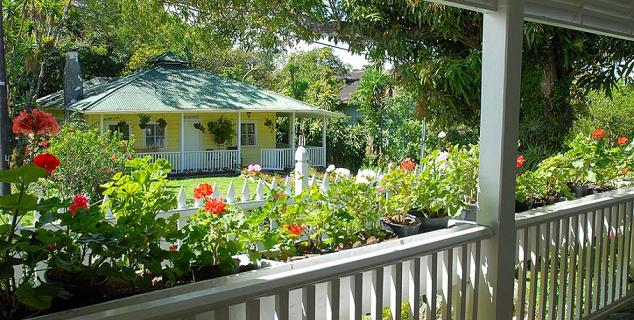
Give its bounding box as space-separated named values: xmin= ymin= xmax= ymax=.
xmin=207 ymin=116 xmax=234 ymax=145
xmin=157 ymin=118 xmax=168 ymax=128
xmin=193 ymin=122 xmax=205 ymax=133
xmin=138 ymin=114 xmax=150 ymax=129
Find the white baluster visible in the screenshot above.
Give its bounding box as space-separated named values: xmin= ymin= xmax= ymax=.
xmin=226 ymin=182 xmax=236 ymax=203
xmin=310 ymin=174 xmax=317 ymax=187
xmin=177 ymin=186 xmax=188 ymax=210
xmin=194 ymin=198 xmax=204 ymax=208
xmin=256 ymin=179 xmax=265 ymax=201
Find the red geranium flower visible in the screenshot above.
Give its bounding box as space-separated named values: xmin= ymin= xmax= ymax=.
xmin=169 ymin=245 xmax=178 ymax=253
xmin=69 ymin=194 xmax=89 ymax=216
xmin=47 ymin=243 xmax=56 ymax=251
xmin=33 ymin=153 xmax=60 ymax=174
xmin=617 ymin=135 xmax=629 ymax=145
xmin=194 ymin=183 xmax=213 ymax=200
xmin=516 ymin=155 xmax=526 ymax=168
xmin=274 ymin=193 xmax=284 ymax=199
xmin=287 ymin=224 xmax=303 ymax=236
xmin=592 ymin=128 xmax=606 ymax=140
xmin=204 ymin=198 xmax=226 ymax=215
xmin=400 ymin=158 xmax=416 ymax=171
xmin=12 ymin=109 xmax=60 ymax=136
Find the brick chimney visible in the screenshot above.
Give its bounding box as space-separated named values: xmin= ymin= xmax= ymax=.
xmin=63 ymin=52 xmax=84 ymax=105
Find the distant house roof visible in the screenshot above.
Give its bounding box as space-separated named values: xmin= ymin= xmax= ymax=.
xmin=38 ymin=55 xmax=341 ymax=119
xmin=338 ymin=70 xmax=365 ymax=103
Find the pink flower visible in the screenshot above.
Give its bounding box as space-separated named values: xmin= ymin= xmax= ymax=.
xmin=247 ymin=164 xmax=262 ymax=174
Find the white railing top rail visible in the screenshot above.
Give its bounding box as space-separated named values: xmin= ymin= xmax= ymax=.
xmin=515 ymin=187 xmax=634 ymax=228
xmin=34 ymin=224 xmax=492 ymax=320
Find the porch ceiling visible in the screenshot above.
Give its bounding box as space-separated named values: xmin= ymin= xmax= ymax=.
xmin=430 ymin=0 xmax=634 ymax=41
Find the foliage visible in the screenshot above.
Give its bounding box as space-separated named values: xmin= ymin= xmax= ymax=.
xmin=444 ymin=145 xmax=479 ymax=205
xmin=570 ymin=83 xmax=634 ymax=141
xmin=138 ymin=113 xmax=150 ymax=129
xmin=157 ymin=118 xmax=167 ymax=128
xmin=101 ymin=158 xmax=182 ymax=285
xmin=0 ymin=163 xmax=63 ymax=318
xmin=207 ymin=116 xmax=234 ymax=144
xmin=38 ymin=122 xmax=134 ymax=200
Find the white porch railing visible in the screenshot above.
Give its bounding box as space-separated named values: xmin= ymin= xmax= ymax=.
xmin=261 ymin=146 xmax=325 ymax=170
xmin=514 ymin=189 xmax=634 ymax=320
xmin=138 ymin=150 xmax=240 ymax=173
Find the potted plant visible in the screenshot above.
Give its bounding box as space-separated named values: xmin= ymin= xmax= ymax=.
xmin=0 ymin=160 xmax=64 ymax=319
xmin=180 ymin=198 xmax=250 ymax=281
xmin=443 ymin=145 xmax=479 ymax=221
xmin=101 ymin=157 xmax=183 ymax=290
xmin=157 ymin=118 xmax=168 ymax=128
xmin=378 ymin=160 xmax=422 ymax=237
xmin=193 ymin=122 xmax=205 ymax=133
xmin=40 ymin=195 xmax=115 ymax=307
xmin=138 ymin=114 xmax=150 ymax=129
xmin=563 ymin=132 xmax=602 ymax=197
xmin=207 ymin=116 xmax=234 ymax=145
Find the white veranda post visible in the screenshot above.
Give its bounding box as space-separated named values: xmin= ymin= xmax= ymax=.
xmin=476 ymin=0 xmax=524 ymax=319
xmin=290 ymin=112 xmax=296 ymax=153
xmin=322 ymin=117 xmax=327 ymax=165
xmin=237 ymin=112 xmax=242 ymax=168
xmin=180 ymin=113 xmax=185 ymax=172
xmin=99 ymin=114 xmax=104 ymax=135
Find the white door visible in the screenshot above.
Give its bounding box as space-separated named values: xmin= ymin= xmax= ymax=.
xmin=183 ymin=118 xmax=202 ymax=152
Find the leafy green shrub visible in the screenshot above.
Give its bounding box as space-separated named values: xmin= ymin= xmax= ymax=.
xmin=101 ymin=157 xmax=181 ymax=286
xmin=40 ymin=121 xmax=134 ymax=200
xmin=570 ymin=83 xmax=634 ymax=142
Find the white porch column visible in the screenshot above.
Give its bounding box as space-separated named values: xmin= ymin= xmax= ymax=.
xmin=180 ymin=113 xmax=185 ymax=172
xmin=237 ymin=112 xmax=242 ymax=167
xmin=290 ymin=112 xmax=296 ymax=152
xmin=477 ymin=0 xmax=524 ymax=319
xmin=322 ymin=117 xmax=327 ymax=166
xmin=99 ymin=114 xmax=104 ymax=134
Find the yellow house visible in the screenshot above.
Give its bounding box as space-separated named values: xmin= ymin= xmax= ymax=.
xmin=38 ymin=53 xmax=341 ymax=173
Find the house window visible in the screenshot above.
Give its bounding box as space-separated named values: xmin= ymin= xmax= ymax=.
xmin=108 ymin=122 xmax=130 ymax=140
xmin=145 ymin=123 xmax=166 ymax=149
xmin=241 ymin=123 xmax=256 ymax=146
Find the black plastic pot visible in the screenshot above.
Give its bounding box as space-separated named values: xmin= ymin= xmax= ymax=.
xmin=420 ymin=216 xmax=450 ymax=233
xmin=191 ymin=259 xmax=240 ymax=282
xmin=568 ymin=184 xmax=589 ymax=198
xmin=44 ymin=269 xmax=107 ymax=300
xmin=456 ymin=203 xmax=477 ymax=222
xmin=381 ymin=214 xmax=423 ymax=238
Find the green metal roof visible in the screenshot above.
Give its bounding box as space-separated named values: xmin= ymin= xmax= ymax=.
xmin=38 ymin=63 xmax=341 ymax=118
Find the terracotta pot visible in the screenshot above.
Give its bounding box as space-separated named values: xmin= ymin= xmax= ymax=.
xmin=381 ymin=214 xmax=422 ymax=238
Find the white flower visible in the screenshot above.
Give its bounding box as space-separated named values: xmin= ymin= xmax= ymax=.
xmin=435 ymin=151 xmax=449 ymax=171
xmin=326 ymin=164 xmax=336 ymax=173
xmin=437 ymin=131 xmax=447 ymax=139
xmin=334 ymin=168 xmax=351 ymax=179
xmin=355 ymin=169 xmax=377 ymax=184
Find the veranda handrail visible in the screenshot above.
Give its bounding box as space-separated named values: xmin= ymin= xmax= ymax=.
xmin=515 ymin=187 xmax=634 ymax=228
xmin=36 ymin=224 xmax=493 ymax=320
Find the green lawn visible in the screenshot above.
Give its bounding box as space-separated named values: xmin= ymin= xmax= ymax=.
xmin=167 ymin=176 xmax=260 ymax=201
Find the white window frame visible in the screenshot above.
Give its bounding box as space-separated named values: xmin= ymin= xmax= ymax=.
xmin=105 ymin=120 xmax=131 ymax=140
xmin=143 ymin=122 xmax=168 ymax=150
xmin=240 ymin=121 xmax=257 ymax=147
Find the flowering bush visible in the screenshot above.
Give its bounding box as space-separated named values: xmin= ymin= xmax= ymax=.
xmin=39 ymin=122 xmax=134 ymax=200
xmin=11 ymin=109 xmax=60 ymax=164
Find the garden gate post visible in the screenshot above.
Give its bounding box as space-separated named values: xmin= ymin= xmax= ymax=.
xmin=476 ymin=0 xmax=524 ymax=319
xmin=295 ymin=146 xmax=308 ymax=196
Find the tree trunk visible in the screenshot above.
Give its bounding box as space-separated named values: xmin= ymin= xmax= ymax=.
xmin=0 ymin=1 xmax=10 ymax=195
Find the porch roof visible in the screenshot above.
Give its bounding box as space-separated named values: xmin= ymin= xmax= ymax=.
xmin=37 ymin=63 xmax=342 ymax=119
